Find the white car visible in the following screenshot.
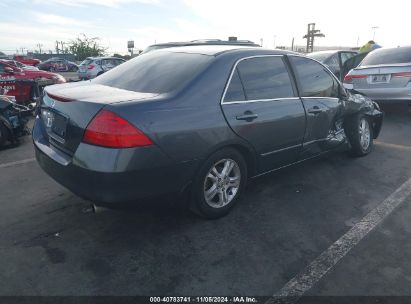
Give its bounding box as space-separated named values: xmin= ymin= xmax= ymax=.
xmin=77 ymin=57 xmax=126 ymax=80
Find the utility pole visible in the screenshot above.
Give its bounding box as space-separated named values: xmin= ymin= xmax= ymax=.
xmin=61 ymin=41 xmax=65 ymax=53
xmin=260 ymin=38 xmax=263 ymax=47
xmin=291 ymin=37 xmax=295 ymax=51
xmin=36 ymin=43 xmax=43 ymax=54
xmin=303 ymin=23 xmax=325 ymax=53
xmin=372 ymin=26 xmax=379 ymax=40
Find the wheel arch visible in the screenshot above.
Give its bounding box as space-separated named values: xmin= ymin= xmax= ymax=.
xmin=202 ymin=140 xmax=258 ymax=178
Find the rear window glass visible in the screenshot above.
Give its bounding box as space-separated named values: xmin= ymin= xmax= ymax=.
xmin=361 ymin=47 xmax=411 ymax=66
xmin=307 ymin=52 xmax=333 ymax=62
xmin=93 ymin=51 xmax=212 ymax=94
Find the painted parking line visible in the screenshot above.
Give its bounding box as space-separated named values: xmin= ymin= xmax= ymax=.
xmin=375 ymin=141 xmax=411 ymax=151
xmin=267 ymin=176 xmax=411 ymax=304
xmin=0 ymin=158 xmax=36 ymax=169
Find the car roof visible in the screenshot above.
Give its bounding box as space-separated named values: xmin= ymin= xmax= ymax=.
xmin=148 ymin=39 xmax=259 ymax=47
xmin=153 ymin=45 xmax=295 ymax=56
xmin=87 ymin=56 xmax=125 ymax=60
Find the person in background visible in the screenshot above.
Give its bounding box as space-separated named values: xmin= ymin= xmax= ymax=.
xmin=360 ymin=40 xmax=382 ymax=53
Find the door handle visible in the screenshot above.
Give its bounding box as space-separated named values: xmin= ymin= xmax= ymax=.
xmin=236 ymin=112 xmax=258 ymax=121
xmin=307 ymin=106 xmax=323 ymax=114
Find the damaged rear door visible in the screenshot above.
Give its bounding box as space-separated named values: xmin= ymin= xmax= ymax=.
xmin=288 ymin=56 xmax=345 ymax=159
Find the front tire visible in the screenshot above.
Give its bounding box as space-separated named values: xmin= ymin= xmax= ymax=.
xmin=345 ymin=114 xmax=373 ymax=156
xmin=189 ymin=148 xmax=247 ymax=219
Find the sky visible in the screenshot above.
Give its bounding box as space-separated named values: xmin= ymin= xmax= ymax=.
xmin=1 ymin=0 xmax=410 ymax=55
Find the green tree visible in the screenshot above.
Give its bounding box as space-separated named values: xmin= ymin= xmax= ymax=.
xmin=68 ymin=34 xmax=107 ymax=61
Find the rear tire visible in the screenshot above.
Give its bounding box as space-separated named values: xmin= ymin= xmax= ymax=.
xmin=0 ymin=122 xmax=9 ymax=147
xmin=345 ymin=114 xmax=373 ymax=156
xmin=189 ymin=148 xmax=247 ymax=219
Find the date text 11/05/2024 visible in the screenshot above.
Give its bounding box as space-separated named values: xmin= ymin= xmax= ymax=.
xmin=149 ymin=297 xmax=258 ymax=303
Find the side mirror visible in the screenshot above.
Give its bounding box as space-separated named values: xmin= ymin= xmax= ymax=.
xmin=339 ymin=85 xmax=348 ymax=98
xmin=4 ymin=67 xmax=14 ymax=74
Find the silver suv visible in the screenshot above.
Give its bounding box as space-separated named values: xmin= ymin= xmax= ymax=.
xmin=78 ymin=57 xmax=126 ymax=80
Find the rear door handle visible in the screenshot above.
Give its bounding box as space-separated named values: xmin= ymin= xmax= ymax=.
xmin=307 ymin=106 xmax=323 ymax=114
xmin=236 ymin=113 xmax=258 ymax=121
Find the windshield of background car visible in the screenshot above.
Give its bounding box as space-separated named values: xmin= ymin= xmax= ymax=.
xmin=80 ymin=59 xmax=93 ymax=66
xmin=93 ymin=51 xmax=213 ymax=94
xmin=361 ymin=47 xmax=411 ymax=66
xmin=307 ymin=52 xmax=334 ymax=62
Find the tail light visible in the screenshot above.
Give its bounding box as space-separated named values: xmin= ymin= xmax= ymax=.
xmin=343 ymin=74 xmax=367 ymax=84
xmin=87 ymin=64 xmax=95 ymax=70
xmin=83 ymin=110 xmax=153 ymax=148
xmin=392 ymin=72 xmax=411 ymax=78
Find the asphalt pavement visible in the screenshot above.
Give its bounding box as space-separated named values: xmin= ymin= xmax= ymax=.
xmin=1 ymin=105 xmax=411 ymax=300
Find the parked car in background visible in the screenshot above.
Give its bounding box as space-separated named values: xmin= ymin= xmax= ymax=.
xmin=307 ymin=50 xmax=357 ymax=81
xmin=341 ymin=52 xmax=369 ymax=80
xmin=77 ymin=57 xmax=126 ymax=80
xmin=142 ymin=39 xmax=260 ymax=54
xmin=34 ymin=46 xmax=383 ymax=219
xmin=0 ymin=60 xmax=65 ymax=104
xmin=3 ymin=59 xmax=39 ymax=71
xmin=38 ymin=58 xmax=78 ymax=72
xmin=14 ymin=55 xmax=41 ymax=66
xmin=343 ymin=46 xmax=411 ymax=105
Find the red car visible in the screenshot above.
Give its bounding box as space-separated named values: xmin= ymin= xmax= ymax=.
xmin=14 ymin=55 xmax=41 ymax=66
xmin=0 ymin=60 xmax=66 ymax=104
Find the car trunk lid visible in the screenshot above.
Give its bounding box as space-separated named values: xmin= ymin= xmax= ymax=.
xmin=40 ymin=83 xmax=158 ymax=154
xmin=351 ymin=64 xmax=411 ymax=89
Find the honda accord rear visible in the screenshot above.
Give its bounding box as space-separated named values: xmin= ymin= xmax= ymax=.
xmin=33 ymin=49 xmax=219 ymax=205
xmin=343 ymin=46 xmax=411 ymax=104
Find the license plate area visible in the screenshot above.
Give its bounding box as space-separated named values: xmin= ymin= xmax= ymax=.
xmin=370 ymin=74 xmax=391 ymax=84
xmin=41 ymin=108 xmax=68 ymax=142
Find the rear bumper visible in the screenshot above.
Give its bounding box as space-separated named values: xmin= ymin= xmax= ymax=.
xmin=33 ymin=117 xmax=199 ymax=204
xmin=77 ymin=71 xmax=93 ymax=80
xmin=348 ymin=86 xmax=411 ymax=104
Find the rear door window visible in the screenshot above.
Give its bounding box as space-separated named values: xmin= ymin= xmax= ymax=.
xmin=236 ymin=56 xmax=295 ymax=100
xmin=290 ymin=56 xmax=339 ymax=98
xmin=340 ymin=52 xmax=355 ymax=65
xmin=324 ymin=54 xmax=340 ymax=73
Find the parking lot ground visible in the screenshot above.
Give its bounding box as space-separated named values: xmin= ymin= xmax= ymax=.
xmin=59 ymin=72 xmax=79 ymax=82
xmin=0 ymin=107 xmax=411 ymax=297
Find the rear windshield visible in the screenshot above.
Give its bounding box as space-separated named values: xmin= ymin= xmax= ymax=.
xmin=361 ymin=47 xmax=411 ymax=66
xmin=80 ymin=59 xmax=93 ymax=66
xmin=93 ymin=51 xmax=212 ymax=94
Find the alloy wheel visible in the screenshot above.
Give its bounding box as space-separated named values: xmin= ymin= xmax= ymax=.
xmin=359 ymin=118 xmax=371 ymax=151
xmin=203 ymin=158 xmax=241 ymax=208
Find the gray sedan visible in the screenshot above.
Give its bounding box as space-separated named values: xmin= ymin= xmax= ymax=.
xmin=343 ymin=46 xmax=411 ymax=105
xmin=33 ymin=46 xmax=383 ymax=219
